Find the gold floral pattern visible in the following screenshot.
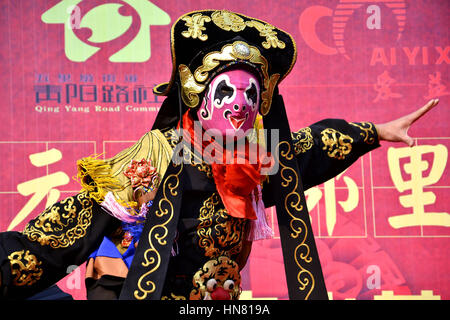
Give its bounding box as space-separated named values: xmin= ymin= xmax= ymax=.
xmin=8 ymin=250 xmax=43 ymax=286
xmin=320 ymin=128 xmax=353 ymax=160
xmin=197 ymin=193 xmax=246 ymax=258
xmin=181 ymin=13 xmax=211 ymax=41
xmin=123 ymin=158 xmax=159 ymax=189
xmin=291 ymin=127 xmax=314 ymax=155
xmin=23 ymin=193 xmax=93 ymax=248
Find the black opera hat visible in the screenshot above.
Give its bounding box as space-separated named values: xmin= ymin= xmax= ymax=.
xmin=152 ymin=9 xmax=297 ymax=129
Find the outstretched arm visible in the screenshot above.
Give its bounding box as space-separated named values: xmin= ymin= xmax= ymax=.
xmin=291 ymin=99 xmax=440 ymax=190
xmin=0 ymin=193 xmax=121 ymax=300
xmin=291 ymin=118 xmax=380 ymax=190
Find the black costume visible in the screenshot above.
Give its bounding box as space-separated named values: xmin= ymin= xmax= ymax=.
xmin=0 ymin=10 xmax=380 ymax=300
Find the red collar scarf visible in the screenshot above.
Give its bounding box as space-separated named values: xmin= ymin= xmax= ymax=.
xmin=180 ymin=111 xmax=270 ymax=220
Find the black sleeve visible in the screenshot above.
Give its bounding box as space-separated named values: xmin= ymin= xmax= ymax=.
xmin=291 ymin=119 xmax=380 ymax=190
xmin=0 ymin=192 xmax=120 ymax=299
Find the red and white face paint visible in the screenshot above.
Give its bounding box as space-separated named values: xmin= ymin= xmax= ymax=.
xmin=197 ymin=68 xmax=260 ymax=138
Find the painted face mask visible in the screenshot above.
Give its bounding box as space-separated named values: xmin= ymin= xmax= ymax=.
xmin=197 ymin=68 xmax=261 ymax=139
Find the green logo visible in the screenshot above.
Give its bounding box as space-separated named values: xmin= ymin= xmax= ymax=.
xmin=42 ymin=0 xmax=170 ymax=62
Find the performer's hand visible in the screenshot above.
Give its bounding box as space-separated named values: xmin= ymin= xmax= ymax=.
xmin=375 ymin=98 xmax=440 ymax=147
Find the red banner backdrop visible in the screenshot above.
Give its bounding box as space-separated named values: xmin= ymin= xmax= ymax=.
xmin=0 ymin=0 xmax=448 ymax=300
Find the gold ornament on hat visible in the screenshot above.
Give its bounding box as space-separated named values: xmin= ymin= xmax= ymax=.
xmin=232 ymin=41 xmax=252 ymax=59
xmin=211 ymin=10 xmax=246 ymax=32
xmin=245 ymin=20 xmax=286 ymax=49
xmin=155 ymin=10 xmax=297 ymax=117
xmin=181 ymin=13 xmax=211 ymax=41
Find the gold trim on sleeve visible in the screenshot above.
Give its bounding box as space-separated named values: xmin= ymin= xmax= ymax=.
xmin=350 ymin=122 xmax=376 ymax=144
xmin=320 ymin=128 xmax=353 ymax=160
xmin=23 ymin=193 xmax=93 ymax=249
xmin=8 ymin=250 xmax=43 ymax=286
xmin=291 ymin=127 xmax=314 ymax=155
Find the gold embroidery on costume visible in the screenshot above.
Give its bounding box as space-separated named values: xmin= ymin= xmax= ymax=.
xmin=179 ymin=64 xmax=206 ymax=108
xmin=161 ymin=293 xmax=187 ymax=300
xmin=260 ymin=73 xmax=280 ymax=116
xmin=245 ymin=20 xmax=286 ymax=49
xmin=197 ymin=193 xmax=246 ymax=258
xmin=275 ymin=140 xmax=314 ymax=299
xmin=134 ymin=162 xmax=183 ymax=300
xmin=190 ymin=256 xmax=241 ymax=300
xmin=23 ymin=192 xmax=93 ymax=248
xmin=181 ymin=13 xmax=211 ymax=41
xmin=162 ymin=128 xmax=213 ymax=179
xmin=291 ymin=127 xmax=314 ymax=155
xmin=188 ymin=143 xmax=213 ymax=178
xmin=162 ymin=128 xmax=180 ymax=149
xmin=195 ymin=163 xmax=213 ymax=178
xmin=189 ymin=157 xmax=213 ymax=179
xmin=350 ymin=122 xmax=376 ymax=144
xmin=211 ymin=10 xmax=246 ymax=32
xmin=320 ymin=128 xmax=353 ymax=160
xmin=8 ymin=250 xmax=43 ymax=286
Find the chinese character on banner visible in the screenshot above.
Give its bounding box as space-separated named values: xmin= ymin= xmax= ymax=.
xmin=79 ymin=74 xmax=94 ymax=83
xmin=424 ymin=71 xmax=450 ymax=99
xmin=306 ymin=169 xmax=359 ymax=236
xmin=58 ymin=73 xmax=71 ymax=82
xmin=34 ymin=84 xmax=62 ymax=103
xmin=7 ymin=149 xmax=70 ymax=231
xmin=373 ymin=71 xmax=403 ymax=102
xmin=387 ymin=145 xmax=450 ymax=229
